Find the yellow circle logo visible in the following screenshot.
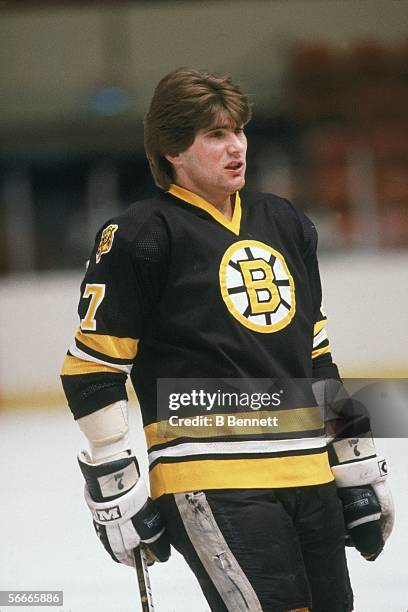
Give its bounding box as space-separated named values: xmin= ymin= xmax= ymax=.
xmin=219 ymin=240 xmax=296 ymax=333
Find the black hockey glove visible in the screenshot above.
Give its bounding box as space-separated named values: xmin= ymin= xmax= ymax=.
xmin=332 ymin=455 xmax=394 ymax=560
xmin=78 ymin=450 xmax=170 ymax=566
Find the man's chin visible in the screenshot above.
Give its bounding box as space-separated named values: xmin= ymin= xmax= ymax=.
xmin=229 ymin=175 xmax=245 ymax=192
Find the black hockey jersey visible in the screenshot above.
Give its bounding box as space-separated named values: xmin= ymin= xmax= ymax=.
xmin=61 ymin=185 xmax=339 ymax=498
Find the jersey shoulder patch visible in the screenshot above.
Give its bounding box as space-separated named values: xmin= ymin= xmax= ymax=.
xmin=96 ymin=224 xmax=118 ymax=263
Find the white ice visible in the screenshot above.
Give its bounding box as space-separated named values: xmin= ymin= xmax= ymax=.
xmin=0 ymin=406 xmax=406 ymax=612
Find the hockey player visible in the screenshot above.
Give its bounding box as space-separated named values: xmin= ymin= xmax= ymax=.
xmin=61 ymin=68 xmax=394 ymax=611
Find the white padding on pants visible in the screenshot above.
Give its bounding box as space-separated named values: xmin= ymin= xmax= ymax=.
xmin=174 ymin=491 xmax=262 ymax=612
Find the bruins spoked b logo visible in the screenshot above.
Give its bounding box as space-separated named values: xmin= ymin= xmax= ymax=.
xmin=219 ymin=240 xmax=296 ymax=333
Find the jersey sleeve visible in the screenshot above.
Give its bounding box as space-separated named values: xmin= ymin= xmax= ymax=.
xmin=300 ymin=211 xmax=341 ymax=380
xmin=61 ymin=215 xmax=168 ymax=419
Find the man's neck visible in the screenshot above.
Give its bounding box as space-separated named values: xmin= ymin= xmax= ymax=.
xmin=216 ymin=196 xmax=234 ymax=221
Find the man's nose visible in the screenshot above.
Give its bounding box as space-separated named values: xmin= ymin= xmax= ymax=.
xmin=227 ymin=133 xmax=244 ymax=153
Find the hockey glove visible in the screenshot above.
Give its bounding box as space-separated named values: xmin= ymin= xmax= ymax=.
xmin=78 ymin=450 xmax=170 ymax=567
xmin=331 ymin=439 xmax=394 ymax=561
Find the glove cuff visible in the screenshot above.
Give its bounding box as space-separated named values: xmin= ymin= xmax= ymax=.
xmin=78 ymin=449 xmax=140 ymax=502
xmin=329 ymin=435 xmax=376 ymax=465
xmin=332 ymin=456 xmax=388 ymax=488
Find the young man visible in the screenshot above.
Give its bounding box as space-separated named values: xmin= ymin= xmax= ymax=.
xmin=61 ymin=68 xmax=394 ymax=611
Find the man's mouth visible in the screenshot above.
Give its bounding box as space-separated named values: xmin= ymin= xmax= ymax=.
xmin=225 ymin=161 xmax=244 ymax=171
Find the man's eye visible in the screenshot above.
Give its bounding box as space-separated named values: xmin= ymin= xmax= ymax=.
xmin=212 ymin=130 xmax=224 ymax=138
xmin=235 ymin=128 xmax=244 ymax=135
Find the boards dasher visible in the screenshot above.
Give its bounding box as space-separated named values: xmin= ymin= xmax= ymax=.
xmin=61 ymin=68 xmax=394 ymax=612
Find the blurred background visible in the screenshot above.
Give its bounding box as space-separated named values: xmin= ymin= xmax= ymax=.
xmin=2 ymin=0 xmax=408 ymax=274
xmin=0 ymin=2 xmax=407 ymax=611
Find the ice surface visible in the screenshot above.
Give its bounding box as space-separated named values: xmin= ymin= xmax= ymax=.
xmin=0 ymin=407 xmax=406 ymax=612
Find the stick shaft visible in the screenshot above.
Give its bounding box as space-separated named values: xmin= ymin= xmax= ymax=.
xmin=134 ymin=547 xmax=154 ymax=611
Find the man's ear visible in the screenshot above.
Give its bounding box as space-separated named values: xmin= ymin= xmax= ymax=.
xmin=165 ymin=152 xmax=182 ymax=167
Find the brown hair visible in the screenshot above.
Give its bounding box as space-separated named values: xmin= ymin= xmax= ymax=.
xmin=144 ymin=67 xmax=252 ymax=190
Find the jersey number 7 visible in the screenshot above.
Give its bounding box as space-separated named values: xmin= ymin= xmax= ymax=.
xmin=80 ymin=284 xmax=106 ymax=331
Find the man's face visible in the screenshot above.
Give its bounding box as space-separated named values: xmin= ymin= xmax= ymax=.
xmin=170 ymin=116 xmax=247 ymax=204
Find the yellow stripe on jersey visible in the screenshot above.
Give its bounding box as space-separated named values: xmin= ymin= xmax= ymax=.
xmin=312 ymin=345 xmax=331 ymax=360
xmin=168 ymin=184 xmax=242 ymax=236
xmin=144 ymin=406 xmax=324 ymax=449
xmin=75 ymin=329 xmax=139 ymax=360
xmin=149 ymin=452 xmax=333 ymax=499
xmin=61 ymin=354 xmax=122 ymax=376
xmin=313 ymin=319 xmax=327 ymax=336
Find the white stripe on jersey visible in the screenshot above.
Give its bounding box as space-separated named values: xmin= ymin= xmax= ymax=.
xmin=69 ymin=344 xmax=133 ymax=374
xmin=148 ymin=436 xmax=326 ymax=465
xmin=313 ymin=328 xmax=328 ymax=348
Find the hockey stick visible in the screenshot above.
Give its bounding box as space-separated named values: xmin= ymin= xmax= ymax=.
xmin=134 ymin=546 xmax=154 ymax=611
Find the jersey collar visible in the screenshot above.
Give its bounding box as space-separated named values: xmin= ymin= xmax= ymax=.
xmin=167 ymin=184 xmax=242 ymax=236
